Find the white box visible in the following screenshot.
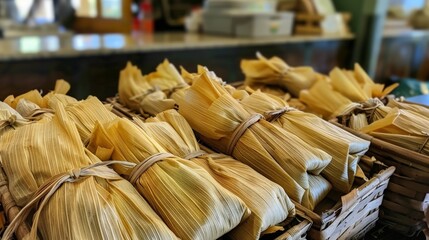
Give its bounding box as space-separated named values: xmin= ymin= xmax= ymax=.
xmin=203 ymin=12 xmax=294 ymax=38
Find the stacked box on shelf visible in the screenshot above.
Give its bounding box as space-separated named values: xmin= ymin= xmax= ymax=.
xmin=107 ymin=97 xmax=395 ymax=240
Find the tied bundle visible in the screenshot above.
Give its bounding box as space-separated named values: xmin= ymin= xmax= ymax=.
xmin=299 ymin=64 xmax=398 ymax=120
xmin=386 ymin=97 xmax=429 ymax=118
xmin=140 ymin=109 xmax=295 ymax=240
xmin=87 ymin=117 xmax=250 ymax=240
xmin=360 ymin=108 xmax=429 ymax=155
xmin=241 ymin=52 xmax=318 ymax=97
xmin=299 ymin=77 xmax=361 ymax=119
xmin=0 ymin=101 xmax=177 ymax=240
xmin=172 ymin=70 xmax=332 ymax=210
xmin=118 ymin=61 xmax=186 ymax=116
xmin=237 ymin=90 xmax=370 ymax=193
xmin=0 ymin=102 xmax=28 ymax=136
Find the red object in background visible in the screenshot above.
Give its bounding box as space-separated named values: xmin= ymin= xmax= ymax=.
xmin=140 ymin=0 xmax=154 ymax=33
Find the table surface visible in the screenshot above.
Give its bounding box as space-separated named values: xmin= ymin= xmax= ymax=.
xmin=0 ymin=32 xmax=355 ymax=61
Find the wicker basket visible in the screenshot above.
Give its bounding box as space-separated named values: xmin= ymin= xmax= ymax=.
xmin=331 ymin=121 xmax=429 ymax=237
xmin=295 ymin=166 xmax=395 ymax=240
xmin=0 ymin=167 xmax=31 ymax=240
xmin=106 ymin=97 xmax=314 ymax=240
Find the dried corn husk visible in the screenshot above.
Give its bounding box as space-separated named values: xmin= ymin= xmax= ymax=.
xmin=141 ymin=109 xmax=295 ymax=240
xmin=0 ymin=101 xmax=177 ymax=240
xmin=87 ymin=118 xmax=250 ymax=240
xmin=118 ymin=62 xmax=177 ymax=116
xmin=238 ymin=90 xmax=370 ymax=193
xmin=173 ymin=70 xmax=332 ymax=210
xmin=330 ymin=67 xmax=369 ymax=102
xmin=15 ymin=99 xmax=54 ymax=121
xmin=60 ymin=96 xmax=118 ymax=143
xmin=299 ymin=78 xmax=361 ymax=119
xmin=241 ymin=52 xmax=317 ymax=97
xmin=0 ymin=102 xmax=28 ymax=136
xmin=386 ymin=97 xmax=429 ymax=117
xmin=360 ymin=108 xmax=429 ymax=155
xmin=349 ymin=113 xmax=368 ymax=131
xmin=354 ymin=63 xmax=398 ymax=98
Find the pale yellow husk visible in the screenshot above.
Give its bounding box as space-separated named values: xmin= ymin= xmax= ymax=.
xmin=173 ymin=70 xmax=332 ymax=210
xmin=118 ymin=61 xmax=186 ymax=116
xmin=299 ymin=78 xmax=361 ymax=119
xmin=360 ymin=108 xmax=429 ymax=155
xmin=87 ymin=117 xmax=251 ymax=240
xmin=237 ymin=90 xmax=370 ymax=193
xmin=0 ymin=101 xmax=177 ymax=240
xmin=241 ymin=52 xmax=317 ymax=97
xmin=141 ymin=109 xmax=295 ymax=240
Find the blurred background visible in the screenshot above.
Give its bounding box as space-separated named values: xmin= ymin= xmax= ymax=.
xmin=0 ymin=0 xmax=428 ymax=100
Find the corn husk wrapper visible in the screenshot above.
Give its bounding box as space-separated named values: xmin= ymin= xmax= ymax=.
xmin=173 ymin=70 xmax=332 ymax=210
xmin=141 ymin=109 xmax=295 ymax=240
xmin=60 ymin=96 xmax=118 ymax=143
xmin=238 ymin=90 xmax=370 ymax=193
xmin=386 ymin=97 xmax=429 ymax=118
xmin=349 ymin=113 xmax=368 ymax=131
xmin=118 ymin=61 xmax=185 ymax=116
xmin=4 ymin=79 xmax=74 ymax=110
xmin=361 ymin=108 xmax=429 ymax=155
xmin=354 ymin=63 xmax=399 ymax=98
xmin=299 ymin=78 xmax=361 ymax=119
xmin=0 ymin=102 xmax=29 ymax=136
xmin=330 ymin=67 xmax=370 ymax=102
xmin=15 ymin=99 xmax=55 ymax=121
xmin=87 ymin=118 xmax=250 ymax=240
xmin=0 ymin=101 xmax=177 ymax=240
xmin=241 ymin=52 xmax=317 ymax=97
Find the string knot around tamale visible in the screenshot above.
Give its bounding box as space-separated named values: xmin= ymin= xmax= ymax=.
xmin=61 ymin=97 xmax=251 ymax=240
xmin=172 ymin=69 xmax=333 ymax=210
xmin=138 ymin=109 xmax=296 ymax=240
xmin=0 ymin=99 xmax=178 ymax=240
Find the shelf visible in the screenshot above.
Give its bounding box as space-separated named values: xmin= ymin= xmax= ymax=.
xmin=0 ymin=32 xmax=355 ymax=61
xmin=382 ymin=28 xmax=429 ymax=39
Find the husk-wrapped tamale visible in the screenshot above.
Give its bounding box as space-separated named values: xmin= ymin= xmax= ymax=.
xmin=299 ymin=78 xmax=361 ymax=119
xmin=0 ymin=102 xmax=29 ymax=136
xmin=87 ymin=117 xmax=251 ymax=240
xmin=360 ymin=108 xmax=429 ymax=155
xmin=118 ymin=61 xmax=184 ymax=116
xmin=386 ymin=97 xmax=429 ymax=117
xmin=241 ymin=52 xmax=317 ymax=97
xmin=235 ymin=90 xmax=370 ymax=193
xmin=172 ymin=69 xmax=332 ymax=210
xmin=139 ymin=109 xmax=295 ymax=240
xmin=0 ymin=101 xmax=177 ymax=240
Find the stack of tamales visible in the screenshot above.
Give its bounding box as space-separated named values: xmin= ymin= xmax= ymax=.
xmin=0 ymin=91 xmax=178 ymax=239
xmin=298 ymin=63 xmax=429 ymax=156
xmin=140 ymin=109 xmax=296 ymax=239
xmin=60 ymin=96 xmax=252 ymax=240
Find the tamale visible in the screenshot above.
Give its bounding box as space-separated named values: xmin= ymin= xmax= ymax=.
xmin=0 ymin=101 xmax=177 ymax=240
xmin=386 ymin=97 xmax=429 ymax=117
xmin=173 ymin=70 xmax=332 ymax=210
xmin=141 ymin=109 xmax=295 ymax=240
xmin=360 ymin=108 xmax=429 ymax=155
xmin=118 ymin=62 xmax=177 ymax=116
xmin=87 ymin=118 xmax=251 ymax=240
xmin=60 ymin=96 xmax=118 ymax=143
xmin=330 ymin=67 xmax=369 ymax=102
xmin=15 ymin=99 xmax=54 ymax=121
xmin=238 ymin=90 xmax=370 ymax=193
xmin=241 ymin=52 xmax=317 ymax=97
xmin=299 ymin=78 xmax=361 ymax=119
xmin=0 ymin=102 xmax=29 ymax=136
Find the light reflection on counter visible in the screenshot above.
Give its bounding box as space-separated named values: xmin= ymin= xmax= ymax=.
xmin=0 ymin=32 xmax=356 ymax=60
xmin=19 ymin=37 xmax=42 ymax=53
xmin=103 ymin=34 xmax=126 ymax=49
xmin=73 ymin=35 xmax=101 ymax=51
